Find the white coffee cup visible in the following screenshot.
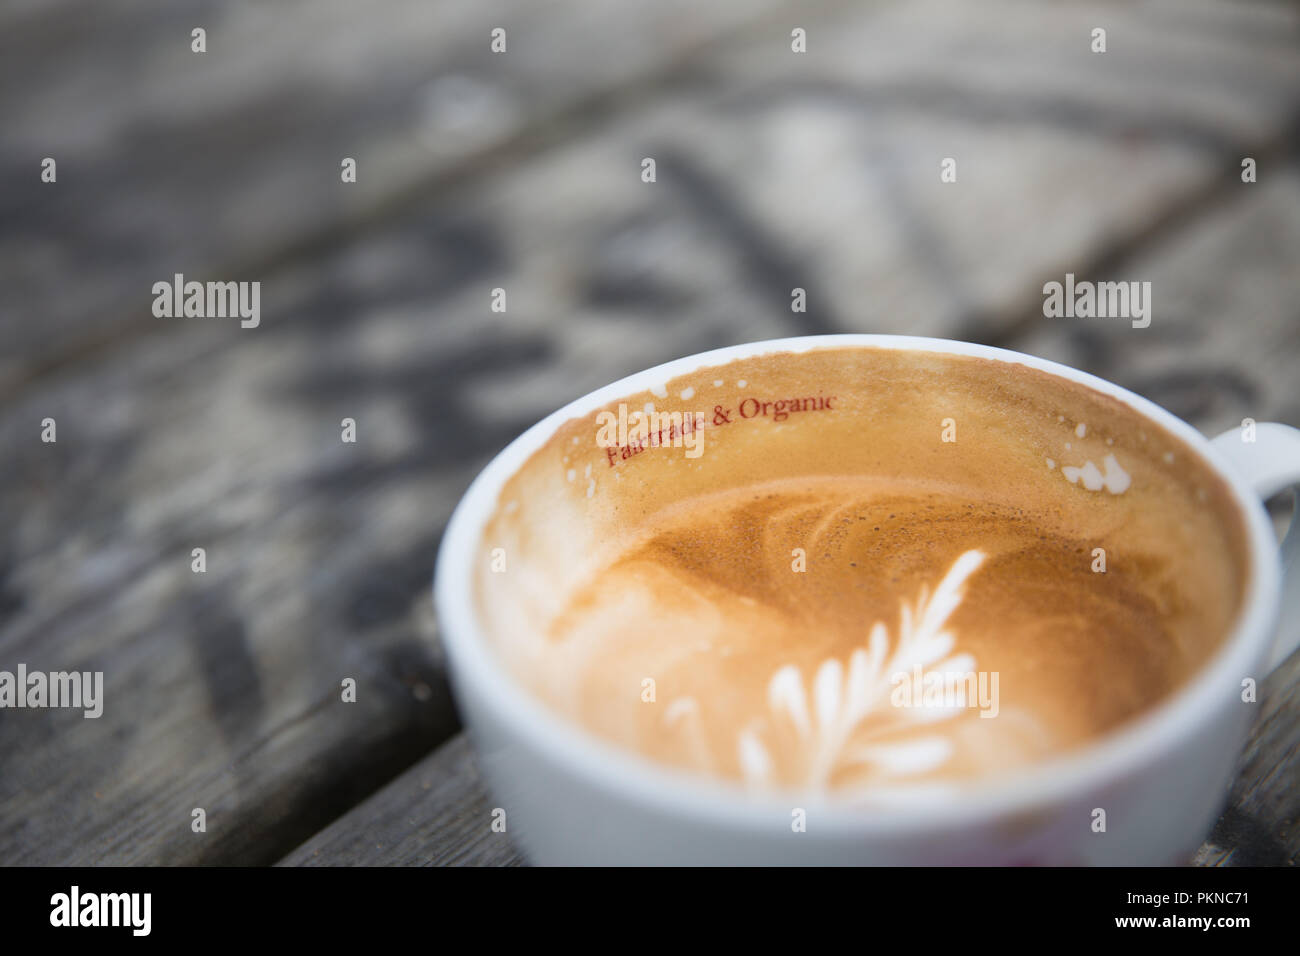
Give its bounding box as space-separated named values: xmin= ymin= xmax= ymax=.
xmin=434 ymin=335 xmax=1300 ymax=865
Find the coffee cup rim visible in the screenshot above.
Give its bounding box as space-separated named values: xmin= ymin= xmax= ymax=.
xmin=434 ymin=334 xmax=1280 ymax=833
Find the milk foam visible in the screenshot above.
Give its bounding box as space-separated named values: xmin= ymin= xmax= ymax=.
xmin=474 ymin=348 xmax=1249 ymax=795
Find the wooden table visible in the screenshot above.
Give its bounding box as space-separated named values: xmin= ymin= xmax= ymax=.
xmin=1 ymin=0 xmax=1297 ymax=866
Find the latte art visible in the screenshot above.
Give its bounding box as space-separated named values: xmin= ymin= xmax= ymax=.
xmin=732 ymin=548 xmax=992 ymax=790
xmin=475 ymin=347 xmax=1249 ymax=796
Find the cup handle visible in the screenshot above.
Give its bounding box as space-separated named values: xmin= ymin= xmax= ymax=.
xmin=1210 ymin=422 xmax=1300 ymax=671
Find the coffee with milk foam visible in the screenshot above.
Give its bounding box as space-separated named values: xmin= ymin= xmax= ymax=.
xmin=475 ymin=348 xmax=1249 ymax=799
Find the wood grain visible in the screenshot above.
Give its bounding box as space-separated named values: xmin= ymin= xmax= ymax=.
xmin=0 ymin=0 xmax=800 ymax=400
xmin=1195 ymin=648 xmax=1300 ymax=866
xmin=278 ymin=734 xmax=524 ymax=867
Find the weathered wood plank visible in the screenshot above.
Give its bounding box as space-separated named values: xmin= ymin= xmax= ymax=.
xmin=1011 ymin=159 xmax=1300 ymax=441
xmin=688 ymin=0 xmax=1300 ymax=341
xmin=1194 ymin=648 xmax=1300 ymax=866
xmin=278 ymin=734 xmax=524 ymax=866
xmin=6 ymin=0 xmax=1299 ymax=399
xmin=0 ymin=0 xmax=800 ymax=400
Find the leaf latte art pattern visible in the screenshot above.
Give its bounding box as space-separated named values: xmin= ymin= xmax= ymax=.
xmin=673 ymin=549 xmax=989 ymax=793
